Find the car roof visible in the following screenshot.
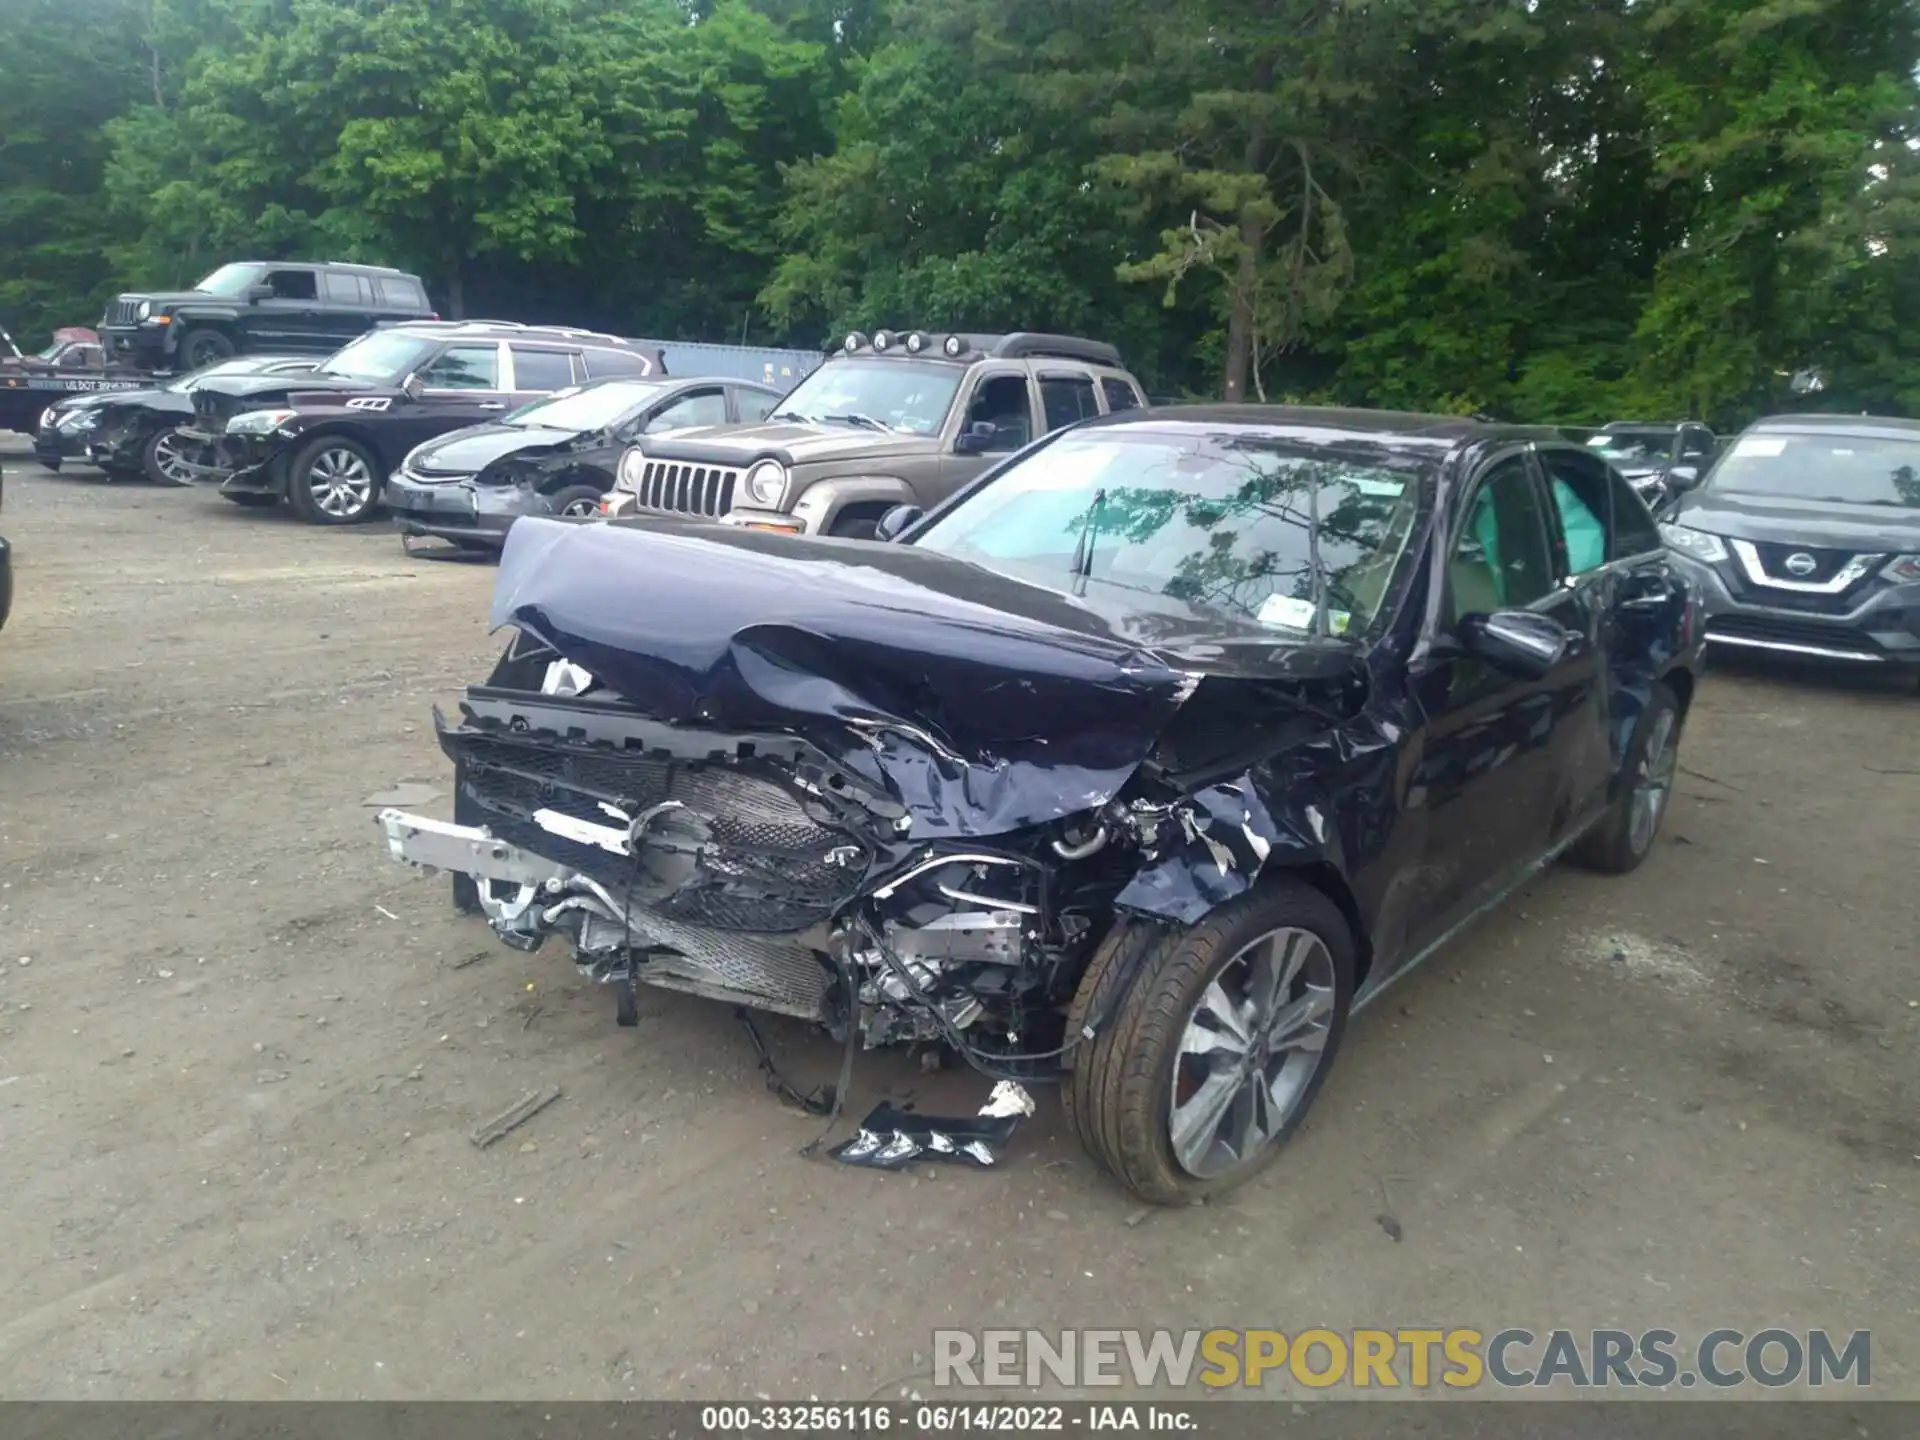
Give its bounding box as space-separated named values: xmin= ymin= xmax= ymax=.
xmin=1086 ymin=403 xmax=1566 ymax=451
xmin=381 ymin=320 xmax=656 ymax=352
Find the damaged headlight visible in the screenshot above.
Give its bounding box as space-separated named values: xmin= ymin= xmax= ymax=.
xmin=1660 ymin=523 xmax=1729 ymax=563
xmin=1883 ymin=554 xmax=1920 ymax=584
xmin=226 ymin=408 xmax=297 ymax=436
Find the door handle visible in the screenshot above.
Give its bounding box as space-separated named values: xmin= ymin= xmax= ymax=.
xmin=477 ymin=402 xmax=507 ymax=411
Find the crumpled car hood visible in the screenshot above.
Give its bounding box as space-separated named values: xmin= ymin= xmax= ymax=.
xmin=411 ymin=423 xmax=579 ymax=477
xmin=489 ymin=517 xmax=1355 ymax=837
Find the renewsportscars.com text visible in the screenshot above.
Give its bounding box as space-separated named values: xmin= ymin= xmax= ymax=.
xmin=933 ymin=1327 xmax=1871 ymax=1391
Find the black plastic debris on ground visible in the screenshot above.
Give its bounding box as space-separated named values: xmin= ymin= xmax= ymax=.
xmin=830 ymin=1080 xmax=1035 ymax=1171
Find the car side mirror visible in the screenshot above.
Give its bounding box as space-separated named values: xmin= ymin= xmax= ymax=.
xmin=1458 ymin=610 xmax=1570 ymax=680
xmin=246 ymin=284 xmax=275 ymax=303
xmin=874 ymin=504 xmax=923 ymax=543
xmin=400 ymin=372 xmax=424 ymax=401
xmin=1665 ymin=463 xmax=1701 ymax=492
xmin=953 ymin=419 xmax=997 ymax=456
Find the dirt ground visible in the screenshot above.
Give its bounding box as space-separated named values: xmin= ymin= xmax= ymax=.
xmin=1 ymin=443 xmax=1916 ymax=1403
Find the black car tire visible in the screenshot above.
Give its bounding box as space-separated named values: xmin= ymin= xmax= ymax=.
xmin=142 ymin=428 xmax=195 ymax=487
xmin=285 ymin=435 xmax=385 ymax=526
xmin=179 ymin=327 xmax=237 ymax=368
xmin=219 ymin=492 xmax=278 ymax=507
xmin=1571 ymin=681 xmax=1682 ymax=874
xmin=545 ymin=483 xmax=604 ymax=520
xmin=1063 ymin=878 xmax=1356 ymax=1206
xmin=828 ymin=507 xmax=885 ymax=540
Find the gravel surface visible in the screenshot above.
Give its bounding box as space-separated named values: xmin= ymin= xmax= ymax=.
xmin=1 ymin=447 xmax=1915 ymax=1400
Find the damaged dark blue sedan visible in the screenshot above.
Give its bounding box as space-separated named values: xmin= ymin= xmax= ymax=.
xmin=376 ymin=406 xmax=1704 ymax=1204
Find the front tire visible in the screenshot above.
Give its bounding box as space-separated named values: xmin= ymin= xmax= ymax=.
xmin=142 ymin=428 xmax=196 ymax=487
xmin=285 ymin=436 xmax=384 ymax=525
xmin=1064 ymin=880 xmax=1355 ymax=1205
xmin=1572 ymin=681 xmax=1681 ymax=874
xmin=544 ymin=483 xmax=604 ymax=519
xmin=178 ymin=327 xmax=236 ymax=368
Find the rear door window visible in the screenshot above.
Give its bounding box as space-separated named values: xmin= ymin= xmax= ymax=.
xmin=582 ymin=348 xmax=653 ymax=378
xmin=322 ymin=273 xmax=370 ymax=305
xmin=1039 ymin=372 xmax=1099 ymax=430
xmin=374 ymin=276 xmax=428 ymax=309
xmin=509 ymin=347 xmax=576 ymax=392
xmin=1100 ymin=377 xmax=1143 ymax=413
xmin=1537 ymin=448 xmax=1613 ymax=574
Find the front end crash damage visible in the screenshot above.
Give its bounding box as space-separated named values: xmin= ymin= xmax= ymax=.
xmin=378 ymin=517 xmax=1386 ymax=1090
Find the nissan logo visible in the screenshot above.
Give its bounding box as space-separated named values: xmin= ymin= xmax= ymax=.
xmin=1783 ymin=552 xmax=1819 ymax=577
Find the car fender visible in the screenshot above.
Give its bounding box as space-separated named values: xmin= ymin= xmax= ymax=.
xmin=267 ymin=414 xmax=386 ymax=471
xmin=162 ymin=303 xmax=245 ymax=328
xmin=788 ymin=474 xmax=916 ymax=533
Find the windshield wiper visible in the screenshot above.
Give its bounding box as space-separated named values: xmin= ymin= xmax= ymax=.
xmin=1069 ymin=488 xmax=1107 ymax=591
xmin=770 ymin=409 xmax=813 ymax=424
xmin=822 ymin=412 xmax=892 ymax=432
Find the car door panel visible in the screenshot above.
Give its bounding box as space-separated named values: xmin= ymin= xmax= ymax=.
xmin=1402 ymin=449 xmax=1600 ymax=959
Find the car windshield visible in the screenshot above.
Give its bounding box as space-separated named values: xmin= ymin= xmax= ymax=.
xmin=1708 ymin=431 xmax=1920 ymax=509
xmin=913 ymin=427 xmax=1427 ymax=637
xmin=506 ymin=380 xmax=668 ymax=431
xmin=194 ymin=264 xmax=265 ymax=297
xmin=1587 ymin=430 xmax=1673 ymax=463
xmin=319 ymin=330 xmax=436 ymax=384
xmin=769 ymin=358 xmax=962 ymax=435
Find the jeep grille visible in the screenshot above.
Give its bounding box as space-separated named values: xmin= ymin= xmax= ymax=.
xmin=632 ymin=460 xmax=739 ymax=519
xmin=105 ymin=299 xmax=142 ymax=327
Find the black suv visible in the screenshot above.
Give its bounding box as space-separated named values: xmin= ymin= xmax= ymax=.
xmin=101 ymin=262 xmax=435 ymax=372
xmin=184 ymin=322 xmax=664 ymax=525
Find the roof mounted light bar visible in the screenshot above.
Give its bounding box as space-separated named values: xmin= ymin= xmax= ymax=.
xmin=835 ymin=329 xmax=1121 ymax=367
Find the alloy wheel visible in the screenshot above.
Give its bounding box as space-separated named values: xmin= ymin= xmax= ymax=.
xmin=559 ymin=496 xmax=600 ymax=518
xmin=1628 ymin=709 xmax=1678 ymax=855
xmin=1168 ymin=926 xmax=1336 ymax=1179
xmin=151 ymin=432 xmax=194 ymax=485
xmin=307 ymin=448 xmax=375 ymax=518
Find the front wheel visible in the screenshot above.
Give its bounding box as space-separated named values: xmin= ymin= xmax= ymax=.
xmin=178 ymin=327 xmax=237 ymax=369
xmin=285 ymin=436 xmax=384 ymax=525
xmin=1064 ymin=880 xmax=1355 ymax=1205
xmin=143 ymin=428 xmax=196 ymax=487
xmin=544 ymin=483 xmax=604 ymax=519
xmin=1571 ymin=681 xmax=1681 ymax=874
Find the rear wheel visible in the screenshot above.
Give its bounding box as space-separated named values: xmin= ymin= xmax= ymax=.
xmin=1064 ymin=880 xmax=1355 ymax=1205
xmin=178 ymin=327 xmax=236 ymax=368
xmin=285 ymin=436 xmax=384 ymax=525
xmin=1572 ymin=682 xmax=1681 ymax=873
xmin=142 ymin=428 xmax=196 ymax=487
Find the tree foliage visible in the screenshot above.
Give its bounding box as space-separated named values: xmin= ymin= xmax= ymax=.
xmin=1 ymin=0 xmax=1914 ymax=425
